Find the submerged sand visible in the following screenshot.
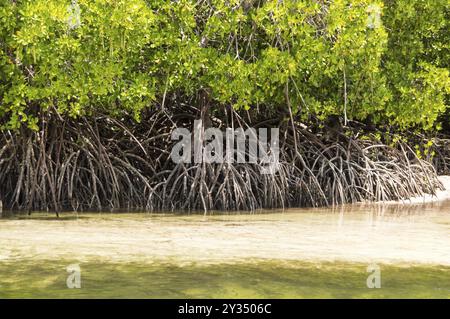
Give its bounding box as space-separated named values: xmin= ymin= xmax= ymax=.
xmin=0 ymin=194 xmax=449 ymax=266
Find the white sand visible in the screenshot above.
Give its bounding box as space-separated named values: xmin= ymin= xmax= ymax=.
xmin=381 ymin=175 xmax=450 ymax=204
xmin=436 ymin=175 xmax=450 ymax=200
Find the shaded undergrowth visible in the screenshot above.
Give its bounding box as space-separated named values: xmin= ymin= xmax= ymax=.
xmin=0 ymin=105 xmax=443 ymax=213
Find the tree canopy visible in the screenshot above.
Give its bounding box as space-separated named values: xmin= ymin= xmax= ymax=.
xmin=0 ymin=0 xmax=449 ymax=131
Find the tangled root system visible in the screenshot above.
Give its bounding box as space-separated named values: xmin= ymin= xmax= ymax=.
xmin=0 ymin=105 xmax=443 ymax=214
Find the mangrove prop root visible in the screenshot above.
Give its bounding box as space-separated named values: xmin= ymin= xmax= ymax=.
xmin=0 ymin=107 xmax=443 ymax=213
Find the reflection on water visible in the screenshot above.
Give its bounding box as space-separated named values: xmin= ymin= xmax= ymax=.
xmin=0 ymin=200 xmax=449 ymax=298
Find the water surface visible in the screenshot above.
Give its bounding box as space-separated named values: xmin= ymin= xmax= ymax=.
xmin=0 ymin=201 xmax=449 ymax=298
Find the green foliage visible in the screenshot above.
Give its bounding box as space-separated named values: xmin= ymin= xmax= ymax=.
xmin=0 ymin=0 xmax=448 ymax=131
xmin=383 ymin=0 xmax=450 ymax=130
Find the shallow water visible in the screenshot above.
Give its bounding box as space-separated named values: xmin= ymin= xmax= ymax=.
xmin=0 ymin=200 xmax=449 ymax=298
xmin=0 ymin=259 xmax=449 ymax=298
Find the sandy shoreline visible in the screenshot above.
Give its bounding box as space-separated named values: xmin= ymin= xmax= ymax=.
xmin=380 ymin=175 xmax=450 ymax=204
xmin=433 ymin=175 xmax=450 ymax=201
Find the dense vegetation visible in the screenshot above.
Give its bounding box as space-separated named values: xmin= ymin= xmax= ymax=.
xmin=0 ymin=0 xmax=448 ymax=212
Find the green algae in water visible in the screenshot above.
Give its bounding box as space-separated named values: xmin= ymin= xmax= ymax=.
xmin=0 ymin=259 xmax=449 ymax=298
